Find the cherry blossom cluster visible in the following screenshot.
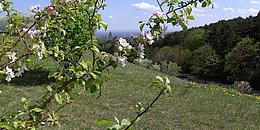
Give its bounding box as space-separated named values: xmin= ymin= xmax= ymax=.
xmin=136 ymin=43 xmax=145 ymax=62
xmin=177 ymin=12 xmax=188 ymax=25
xmin=141 ymin=31 xmax=155 ymax=45
xmin=29 ymin=4 xmax=41 ymax=13
xmin=29 ymin=4 xmax=58 ymax=16
xmin=4 ymin=52 xmax=29 ymax=82
xmin=4 ymin=64 xmax=28 ymax=82
xmin=118 ymin=38 xmax=132 ymax=51
xmin=112 ymin=55 xmax=127 ymax=68
xmin=22 ymin=28 xmax=41 ymax=38
xmin=113 ymin=38 xmax=133 ymax=67
xmin=152 ymin=11 xmax=166 ymax=19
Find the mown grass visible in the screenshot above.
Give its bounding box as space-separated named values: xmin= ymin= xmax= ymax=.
xmin=1 ymin=63 xmax=260 ymax=129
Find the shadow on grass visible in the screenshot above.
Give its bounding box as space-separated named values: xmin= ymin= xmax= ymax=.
xmin=0 ymin=69 xmax=55 ymax=87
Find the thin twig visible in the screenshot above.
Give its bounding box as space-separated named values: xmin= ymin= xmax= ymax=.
xmin=124 ymin=89 xmax=165 ymax=130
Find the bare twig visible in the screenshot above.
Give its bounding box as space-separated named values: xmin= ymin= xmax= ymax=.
xmin=124 ymin=89 xmax=165 ymax=130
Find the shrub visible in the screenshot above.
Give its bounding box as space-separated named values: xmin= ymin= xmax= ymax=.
xmin=189 ymin=44 xmax=221 ymax=79
xmin=133 ymin=59 xmax=153 ymax=68
xmin=152 ymin=46 xmax=175 ymax=63
xmin=233 ymin=81 xmax=252 ymax=94
xmin=171 ymin=45 xmax=192 ymax=72
xmin=225 ymin=37 xmax=260 ymax=83
xmin=160 ymin=61 xmax=181 ymax=76
xmin=150 ymin=63 xmax=161 ymax=71
xmin=184 ymin=28 xmax=206 ymax=51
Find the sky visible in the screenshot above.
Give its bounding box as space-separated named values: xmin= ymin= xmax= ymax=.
xmin=11 ymin=0 xmax=260 ymax=31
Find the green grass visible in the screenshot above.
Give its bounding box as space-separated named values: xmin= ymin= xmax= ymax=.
xmin=1 ymin=63 xmax=260 ymax=129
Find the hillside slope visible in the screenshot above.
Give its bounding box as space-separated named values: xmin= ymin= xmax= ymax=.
xmin=0 ymin=63 xmax=260 ymax=129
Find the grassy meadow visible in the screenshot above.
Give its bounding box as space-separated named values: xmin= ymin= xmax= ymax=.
xmin=1 ymin=63 xmax=260 ymax=129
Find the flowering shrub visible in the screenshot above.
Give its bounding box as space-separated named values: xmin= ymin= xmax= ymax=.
xmin=0 ymin=0 xmax=212 ymax=129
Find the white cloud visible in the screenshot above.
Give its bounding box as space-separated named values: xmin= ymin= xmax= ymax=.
xmin=240 ymin=0 xmax=260 ymax=4
xmin=108 ymin=16 xmax=113 ymax=20
xmin=132 ymin=2 xmax=159 ymax=11
xmin=250 ymin=0 xmax=260 ymax=4
xmin=223 ymin=7 xmax=234 ymax=12
xmin=248 ymin=8 xmax=259 ymax=14
xmin=238 ymin=8 xmax=259 ymax=15
xmin=192 ymin=8 xmax=206 ymax=17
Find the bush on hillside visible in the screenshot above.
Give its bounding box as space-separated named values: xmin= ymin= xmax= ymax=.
xmin=152 ymin=46 xmax=175 ymax=63
xmin=160 ymin=61 xmax=181 ymax=76
xmin=225 ymin=37 xmax=260 ymax=84
xmin=184 ymin=28 xmax=206 ymax=51
xmin=133 ymin=59 xmax=153 ymax=68
xmin=189 ymin=44 xmax=221 ymax=80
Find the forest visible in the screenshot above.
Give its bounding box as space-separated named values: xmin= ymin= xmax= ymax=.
xmin=143 ymin=12 xmax=260 ymax=90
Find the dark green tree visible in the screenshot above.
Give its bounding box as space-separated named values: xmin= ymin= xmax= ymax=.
xmin=184 ymin=28 xmax=205 ymax=51
xmin=189 ymin=44 xmax=221 ymax=80
xmin=225 ymin=37 xmax=260 ymax=84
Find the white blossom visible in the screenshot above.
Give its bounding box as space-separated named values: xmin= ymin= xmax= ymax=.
xmin=137 ymin=43 xmax=145 ymax=60
xmin=22 ymin=28 xmax=40 ymax=38
xmin=153 ymin=11 xmax=166 ymax=19
xmin=127 ymin=45 xmax=132 ymax=49
xmin=141 ymin=31 xmax=145 ymax=37
xmin=111 ymin=55 xmax=117 ymax=61
xmin=146 ymin=33 xmax=155 ymax=45
xmin=29 ymin=5 xmax=41 ymax=13
xmin=5 ymin=66 xmax=15 ymax=82
xmin=118 ymin=38 xmax=129 ymax=48
xmin=118 ymin=38 xmax=132 ymax=51
xmin=161 ymin=24 xmax=168 ymax=37
xmin=117 ymin=56 xmax=127 ymax=67
xmin=177 ymin=13 xmax=188 ymax=25
xmin=137 ymin=43 xmax=145 ymax=51
xmin=15 ymin=64 xmax=28 ymax=77
xmin=148 ymin=39 xmax=155 ymax=45
xmin=118 ymin=46 xmax=123 ymax=52
xmin=138 ymin=51 xmax=145 ymax=59
xmin=32 ymin=42 xmax=45 ymax=60
xmin=146 ymin=33 xmax=154 ymax=40
xmin=38 ymin=42 xmax=46 ymax=60
xmin=6 ymin=51 xmax=17 ymax=62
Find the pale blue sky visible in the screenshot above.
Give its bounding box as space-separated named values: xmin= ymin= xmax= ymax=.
xmin=11 ymin=0 xmax=260 ymax=31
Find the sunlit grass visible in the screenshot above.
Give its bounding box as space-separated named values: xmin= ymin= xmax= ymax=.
xmin=0 ymin=63 xmax=260 ymax=129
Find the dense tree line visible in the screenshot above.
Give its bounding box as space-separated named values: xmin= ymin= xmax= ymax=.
xmin=147 ymin=12 xmax=260 ymax=89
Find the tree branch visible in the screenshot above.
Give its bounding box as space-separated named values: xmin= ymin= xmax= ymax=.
xmin=124 ymin=89 xmax=165 ymax=130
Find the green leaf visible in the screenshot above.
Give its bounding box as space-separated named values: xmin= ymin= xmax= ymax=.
xmin=75 ymin=71 xmax=85 ymax=78
xmin=139 ymin=21 xmax=145 ymax=31
xmin=47 ymin=86 xmax=53 ymax=92
xmin=54 ymin=93 xmax=63 ymax=105
xmin=121 ymin=119 xmax=131 ymax=126
xmin=202 ymin=2 xmax=207 ymax=7
xmin=90 ymin=84 xmax=98 ymax=93
xmin=21 ymin=97 xmax=27 ymax=103
xmin=97 ymin=119 xmax=113 ymax=125
xmin=90 ymin=72 xmax=97 ymax=79
xmin=186 ymin=8 xmax=192 ymax=15
xmin=187 ymin=16 xmax=195 ymax=20
xmin=99 ymin=21 xmax=108 ymax=30
xmin=31 ymin=108 xmax=42 ymax=113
